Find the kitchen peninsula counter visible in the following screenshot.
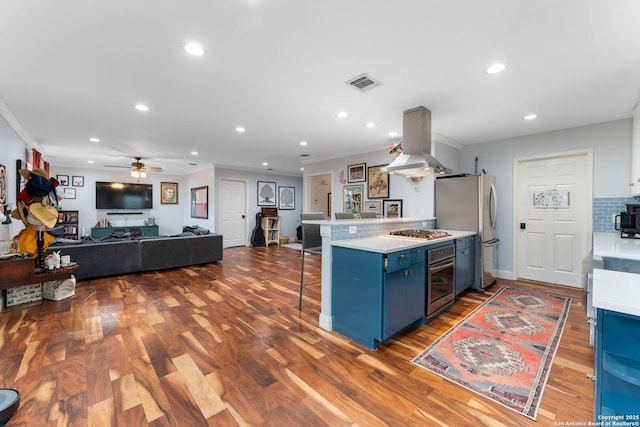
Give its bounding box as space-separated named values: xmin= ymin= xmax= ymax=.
xmin=299 ymin=215 xmax=471 ymax=332
xmin=592 ymin=231 xmax=640 ymax=316
xmin=593 ymin=268 xmax=640 ymax=317
xmin=331 ymin=230 xmax=476 ymax=254
xmin=303 ymin=216 xmax=436 ymax=331
xmin=593 ymin=231 xmax=640 ymax=261
xmin=591 ymin=233 xmax=640 ymax=419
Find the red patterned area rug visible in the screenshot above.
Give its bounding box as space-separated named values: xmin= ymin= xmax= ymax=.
xmin=412 ymin=287 xmax=571 ymax=420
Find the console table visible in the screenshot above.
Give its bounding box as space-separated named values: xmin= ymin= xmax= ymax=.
xmin=91 ymin=225 xmax=159 ymax=239
xmin=0 ymin=256 xmax=79 ymax=289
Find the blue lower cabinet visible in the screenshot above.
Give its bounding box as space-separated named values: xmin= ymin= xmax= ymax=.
xmin=595 ymin=308 xmax=640 ymax=419
xmin=455 ymin=235 xmax=475 ymax=296
xmin=332 ymin=246 xmax=426 ymax=349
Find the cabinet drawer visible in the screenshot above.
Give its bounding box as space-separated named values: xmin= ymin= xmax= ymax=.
xmin=456 ymin=237 xmax=468 ymax=250
xmin=386 ymin=250 xmax=411 ymax=272
xmin=410 ymin=247 xmax=426 ymax=264
xmin=456 ymin=235 xmax=476 ymax=250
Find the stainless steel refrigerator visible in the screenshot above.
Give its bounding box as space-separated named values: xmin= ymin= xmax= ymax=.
xmin=435 ymin=174 xmax=499 ymax=289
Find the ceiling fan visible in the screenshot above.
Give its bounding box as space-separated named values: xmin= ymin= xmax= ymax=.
xmin=104 ymin=156 xmax=164 ymax=177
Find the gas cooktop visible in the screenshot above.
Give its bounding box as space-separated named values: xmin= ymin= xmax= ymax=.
xmin=389 ymin=229 xmax=452 ymax=240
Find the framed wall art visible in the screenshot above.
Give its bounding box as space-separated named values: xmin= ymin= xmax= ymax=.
xmin=0 ymin=164 xmax=6 ymax=207
xmin=364 ymin=200 xmax=382 ymax=215
xmin=533 ymin=190 xmax=570 ymax=208
xmin=257 ymin=181 xmax=276 ymax=206
xmin=56 ymin=174 xmax=69 ymax=186
xmin=347 ymin=163 xmax=366 ymax=183
xmin=278 ymin=186 xmax=295 ymax=210
xmin=367 ymin=164 xmax=389 ymax=199
xmin=383 ymin=199 xmax=403 ymax=218
xmin=343 ymin=184 xmax=364 ymax=213
xmin=161 ymin=182 xmax=179 ymax=204
xmin=72 ymin=175 xmax=84 ymax=187
xmin=190 ymin=186 xmax=208 ymax=218
xmin=64 ymin=188 xmax=76 ymax=200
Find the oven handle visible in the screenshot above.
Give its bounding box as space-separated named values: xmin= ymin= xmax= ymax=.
xmin=429 ymin=259 xmax=455 ymax=273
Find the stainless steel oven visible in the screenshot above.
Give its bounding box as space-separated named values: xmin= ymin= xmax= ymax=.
xmin=427 ymin=244 xmax=456 ymax=317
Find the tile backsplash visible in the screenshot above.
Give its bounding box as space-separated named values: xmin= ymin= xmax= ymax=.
xmin=593 ymin=197 xmax=639 ymax=232
xmin=331 ymin=219 xmax=436 ymax=240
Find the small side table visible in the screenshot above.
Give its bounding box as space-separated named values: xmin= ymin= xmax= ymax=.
xmin=0 ymin=255 xmax=79 ymax=290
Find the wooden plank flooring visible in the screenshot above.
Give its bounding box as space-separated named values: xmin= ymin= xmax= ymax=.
xmin=0 ymin=245 xmax=594 ymax=426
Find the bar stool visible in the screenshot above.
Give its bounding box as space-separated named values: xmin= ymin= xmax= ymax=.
xmin=299 ymin=213 xmax=324 ymax=310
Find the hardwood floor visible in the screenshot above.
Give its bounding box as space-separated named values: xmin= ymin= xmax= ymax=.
xmin=0 ymin=245 xmax=594 ymax=426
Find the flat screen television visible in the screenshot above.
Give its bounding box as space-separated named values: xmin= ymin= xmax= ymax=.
xmin=96 ymin=182 xmax=153 ymax=210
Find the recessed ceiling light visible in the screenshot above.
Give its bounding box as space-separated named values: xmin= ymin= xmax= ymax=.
xmin=235 ymin=126 xmax=245 ymax=133
xmin=300 ymin=167 xmax=304 ymax=171
xmin=336 ymin=111 xmax=348 ymax=119
xmin=524 ymin=114 xmax=539 ymax=120
xmin=485 ymin=63 xmax=506 ymax=74
xmin=87 ymin=160 xmax=95 ymax=164
xmin=262 ymin=162 xmax=268 ymax=166
xmin=89 ymin=137 xmax=100 ymax=143
xmin=299 ymin=141 xmax=308 ymax=146
xmin=184 ymin=42 xmax=204 ymax=56
xmin=388 ymin=131 xmax=398 ymax=137
xmin=191 ymin=151 xmax=199 ymax=155
xmin=135 ymin=103 xmax=149 ymax=112
xmin=366 ymin=122 xmax=376 ymax=128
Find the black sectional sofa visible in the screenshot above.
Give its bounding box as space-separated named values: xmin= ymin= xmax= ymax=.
xmin=45 ymin=234 xmax=223 ymax=281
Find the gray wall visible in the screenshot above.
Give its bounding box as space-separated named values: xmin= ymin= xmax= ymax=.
xmin=305 ymin=118 xmax=632 ymax=279
xmin=459 ymin=118 xmax=632 ymax=276
xmin=2 ymin=107 xmax=303 ymax=246
xmin=213 ymin=167 xmax=303 ymax=242
xmin=0 ymin=114 xmax=31 ymax=242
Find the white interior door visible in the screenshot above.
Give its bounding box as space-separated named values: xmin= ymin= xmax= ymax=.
xmin=220 ymin=179 xmax=246 ymax=248
xmin=516 ymin=151 xmax=592 ymax=287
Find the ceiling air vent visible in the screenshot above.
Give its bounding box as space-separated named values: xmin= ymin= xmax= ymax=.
xmin=345 ymin=73 xmax=383 ymax=92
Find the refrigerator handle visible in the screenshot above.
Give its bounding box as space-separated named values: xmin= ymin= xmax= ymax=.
xmin=483 ymin=238 xmax=500 ymax=247
xmin=489 ymin=183 xmax=498 ymax=230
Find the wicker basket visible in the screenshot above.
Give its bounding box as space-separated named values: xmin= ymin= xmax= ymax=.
xmin=279 ymin=236 xmax=290 ymax=245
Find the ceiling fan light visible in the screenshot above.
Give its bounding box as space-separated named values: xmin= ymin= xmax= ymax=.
xmin=184 ymin=42 xmax=204 ymax=56
xmin=131 ymin=170 xmax=139 ymax=178
xmin=485 ymin=63 xmax=506 ymax=74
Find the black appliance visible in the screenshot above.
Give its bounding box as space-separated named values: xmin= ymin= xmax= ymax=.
xmin=426 ymin=244 xmax=456 ymax=317
xmin=387 ymin=230 xmax=456 ymax=318
xmin=95 ymin=182 xmax=153 ymax=210
xmin=615 ymin=204 xmax=640 ymax=238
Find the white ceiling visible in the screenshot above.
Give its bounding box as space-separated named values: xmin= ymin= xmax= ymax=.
xmin=1 ymin=1 xmax=639 ymax=176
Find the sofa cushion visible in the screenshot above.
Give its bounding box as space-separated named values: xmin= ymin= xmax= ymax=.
xmin=45 ymin=233 xmax=223 ymax=280
xmin=139 ymin=234 xmax=222 ymax=271
xmin=47 ymin=240 xmax=141 ymax=280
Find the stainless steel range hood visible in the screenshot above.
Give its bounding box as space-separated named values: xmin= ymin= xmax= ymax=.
xmin=381 ymin=106 xmax=451 ymax=177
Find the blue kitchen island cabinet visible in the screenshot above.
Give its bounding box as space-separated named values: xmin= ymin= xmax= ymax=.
xmin=455 ymin=235 xmax=475 ymax=296
xmin=332 ymin=245 xmax=426 ymax=349
xmin=595 ymin=308 xmax=640 ymax=419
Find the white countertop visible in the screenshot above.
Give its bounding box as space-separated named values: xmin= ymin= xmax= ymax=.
xmin=593 ymin=232 xmax=640 ymax=260
xmin=331 ymin=230 xmax=476 ymax=254
xmin=593 ymin=268 xmax=640 ymax=317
